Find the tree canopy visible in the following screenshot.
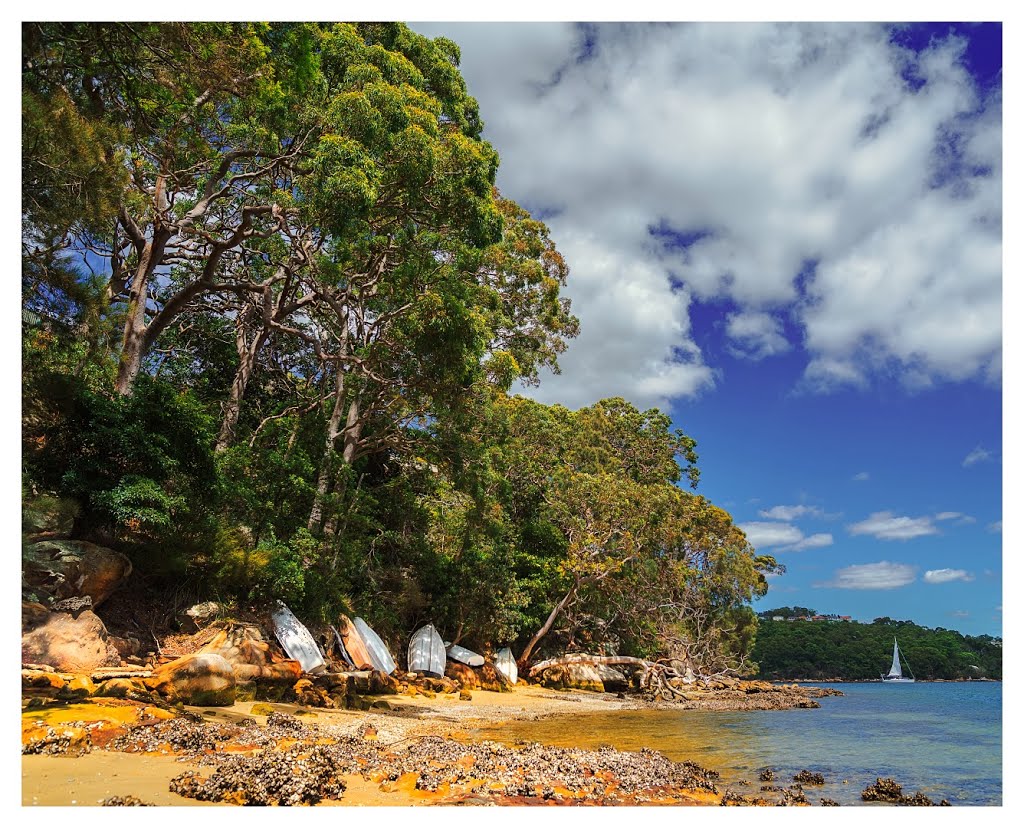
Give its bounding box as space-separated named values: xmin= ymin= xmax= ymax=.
xmin=22 ymin=21 xmax=773 ymax=675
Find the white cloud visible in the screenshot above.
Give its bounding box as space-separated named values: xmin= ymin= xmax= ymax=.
xmin=725 ymin=311 xmax=791 ymax=360
xmin=739 ymin=521 xmax=804 ymax=548
xmin=788 ymin=532 xmax=834 ymax=551
xmin=820 ymin=561 xmax=917 ymax=590
xmin=852 ymin=471 xmax=870 ymax=482
xmin=740 ymin=521 xmax=833 ymax=552
xmin=935 ymin=511 xmax=976 ymax=524
xmin=963 ymin=446 xmax=993 ymax=467
xmin=987 ymin=520 xmax=1002 ymax=533
xmin=413 ymin=23 xmax=1000 ymax=407
xmin=847 ymin=511 xmax=939 ymax=540
xmin=949 ymin=609 xmax=970 ymax=618
xmin=924 ymin=568 xmax=975 ymax=584
xmin=759 ymin=504 xmax=824 ymax=520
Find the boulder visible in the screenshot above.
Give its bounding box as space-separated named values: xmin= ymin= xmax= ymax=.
xmin=23 ymin=539 xmax=132 ymax=607
xmin=22 ymin=601 xmax=51 ymax=633
xmin=445 ymin=661 xmax=512 ymax=692
xmin=145 ymin=653 xmax=236 ymax=706
xmin=537 ymin=663 xmax=605 ymax=693
xmin=198 ymin=624 xmax=301 ymax=686
xmin=22 ymin=495 xmax=78 ymax=541
xmin=21 ymin=610 xmax=121 ymax=672
xmin=176 ymin=601 xmax=222 ymax=633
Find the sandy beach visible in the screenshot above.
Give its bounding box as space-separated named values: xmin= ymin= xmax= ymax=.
xmin=22 ymin=687 xmax=728 ymax=806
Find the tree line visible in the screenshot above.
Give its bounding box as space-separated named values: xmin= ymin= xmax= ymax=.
xmin=751 ymin=619 xmax=1002 ymax=681
xmin=22 ymin=22 xmax=778 ymax=673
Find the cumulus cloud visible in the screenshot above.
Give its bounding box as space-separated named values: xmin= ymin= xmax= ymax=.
xmin=759 ymin=504 xmax=825 ymax=520
xmin=847 ymin=511 xmax=940 ymax=540
xmin=414 ymin=22 xmax=1000 ymax=408
xmin=924 ymin=568 xmax=975 ymax=584
xmin=725 ymin=311 xmax=791 ymax=360
xmin=739 ymin=522 xmax=804 ymax=548
xmin=819 ymin=561 xmax=917 ymax=590
xmin=963 ymin=446 xmax=993 ymax=467
xmin=788 ymin=533 xmax=834 ymax=551
xmin=739 ymin=522 xmax=832 ymax=552
xmin=852 ymin=471 xmax=870 ymax=482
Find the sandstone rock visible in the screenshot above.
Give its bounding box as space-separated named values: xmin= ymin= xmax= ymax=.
xmin=198 ymin=623 xmax=301 ymax=687
xmin=94 ymin=677 xmax=147 ymax=698
xmin=446 ymin=661 xmax=512 ymax=692
xmin=250 ymin=703 xmax=275 ymax=716
xmin=176 ymin=601 xmax=222 ymax=633
xmin=22 ymin=495 xmax=79 ymax=540
xmin=23 ymin=540 xmax=132 ymax=607
xmin=459 ymin=688 xmax=472 ymax=701
xmin=22 ymin=610 xmax=121 ymax=672
xmin=21 ymin=602 xmax=51 ymax=633
xmin=537 ymin=663 xmax=605 ymax=693
xmin=145 ymin=653 xmax=236 ymax=706
xmin=60 ymin=675 xmax=97 ymax=699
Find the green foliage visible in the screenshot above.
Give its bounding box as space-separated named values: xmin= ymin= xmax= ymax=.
xmin=751 ymin=619 xmax=1002 ymax=681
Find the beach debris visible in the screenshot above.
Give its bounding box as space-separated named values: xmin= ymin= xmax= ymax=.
xmin=100 ymin=796 xmax=153 ymax=806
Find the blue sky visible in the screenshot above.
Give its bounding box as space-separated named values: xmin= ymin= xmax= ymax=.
xmin=411 ymin=20 xmax=1004 ymax=636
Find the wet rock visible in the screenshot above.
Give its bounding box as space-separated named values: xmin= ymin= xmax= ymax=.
xmin=861 ymin=777 xmax=937 ymax=805
xmin=250 ymin=703 xmax=275 ymax=716
xmin=59 ymin=674 xmax=97 ymax=699
xmin=759 ymin=768 xmax=775 ymax=782
xmin=820 ymin=798 xmax=840 ymax=806
xmin=293 ymin=677 xmax=335 ymax=708
xmin=794 ymin=770 xmax=825 ymax=785
xmin=23 ymin=726 xmax=92 ymax=757
xmin=94 ymin=677 xmax=146 ymax=698
xmin=21 ymin=609 xmax=121 ymax=672
xmin=144 ymin=653 xmax=236 ymax=706
xmin=23 ymin=539 xmax=131 ymax=607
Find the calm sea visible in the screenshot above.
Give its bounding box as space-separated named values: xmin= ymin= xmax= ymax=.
xmin=473 ymin=682 xmax=1002 ymax=806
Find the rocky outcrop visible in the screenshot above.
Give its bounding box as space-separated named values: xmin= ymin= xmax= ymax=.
xmin=23 ymin=539 xmax=132 ymax=607
xmin=446 ymin=661 xmax=513 ymax=692
xmin=21 ymin=609 xmax=121 ymax=672
xmin=176 ymin=601 xmax=222 ymax=633
xmin=22 ymin=495 xmax=78 ymax=541
xmin=144 ymin=652 xmax=236 ymax=706
xmin=198 ymin=623 xmax=302 ymax=686
xmin=536 ymin=662 xmax=607 ymax=693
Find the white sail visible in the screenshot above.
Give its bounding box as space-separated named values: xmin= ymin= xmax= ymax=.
xmin=887 ymin=638 xmax=903 ymax=678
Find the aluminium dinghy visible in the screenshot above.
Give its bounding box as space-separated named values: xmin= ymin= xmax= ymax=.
xmin=446 ymin=642 xmax=485 ymax=667
xmin=409 ymin=624 xmax=446 ymax=677
xmin=270 ymin=601 xmax=326 ymax=674
xmin=493 ymin=647 xmax=518 ymax=685
xmin=353 ymin=616 xmax=397 ymax=675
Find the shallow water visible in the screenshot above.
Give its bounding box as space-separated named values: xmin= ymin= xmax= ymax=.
xmin=472 ymin=682 xmax=1002 ymax=805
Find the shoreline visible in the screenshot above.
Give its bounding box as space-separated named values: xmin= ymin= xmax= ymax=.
xmin=22 ymin=684 xmax=839 ymax=807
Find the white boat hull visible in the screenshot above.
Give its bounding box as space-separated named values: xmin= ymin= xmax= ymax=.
xmin=409 ymin=624 xmax=446 ymax=677
xmin=271 ymin=601 xmax=326 ymax=674
xmin=354 ymin=617 xmax=397 ymax=675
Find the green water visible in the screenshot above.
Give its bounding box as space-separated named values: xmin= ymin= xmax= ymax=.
xmin=472 ymin=682 xmax=1001 ymax=805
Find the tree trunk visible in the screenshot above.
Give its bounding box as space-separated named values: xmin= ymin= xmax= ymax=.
xmin=114 ymin=244 xmax=157 ymax=395
xmin=341 ymin=396 xmax=363 ymax=464
xmin=215 ymin=324 xmax=269 ymax=452
xmin=307 ymin=369 xmax=347 ymax=533
xmin=518 ymin=582 xmax=578 ymax=668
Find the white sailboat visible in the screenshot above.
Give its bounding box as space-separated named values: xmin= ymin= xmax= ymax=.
xmin=881 ymin=637 xmax=915 ymax=683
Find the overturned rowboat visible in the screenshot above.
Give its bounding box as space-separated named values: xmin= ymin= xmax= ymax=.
xmin=336 ymin=614 xmax=375 ymax=670
xmin=270 ymin=601 xmax=326 ymax=674
xmin=446 ymin=642 xmax=485 ymax=667
xmin=353 ymin=616 xmax=397 ymax=675
xmin=493 ymin=647 xmax=518 ymax=685
xmin=409 ymin=624 xmax=446 ymax=678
